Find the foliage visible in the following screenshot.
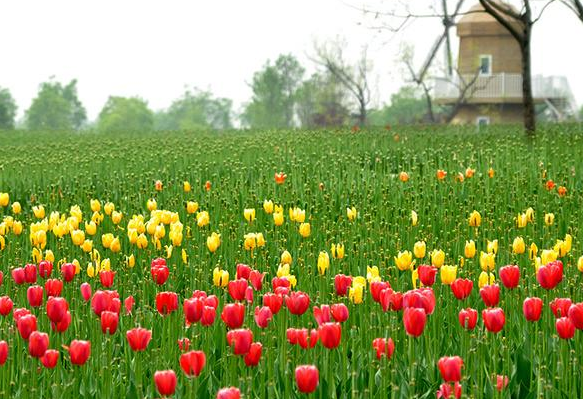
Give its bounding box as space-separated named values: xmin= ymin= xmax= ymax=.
xmin=25 ymin=79 xmax=86 ymax=130
xmin=0 ymin=87 xmax=17 ymax=130
xmin=97 ymin=97 xmax=154 ymax=133
xmin=368 ymin=86 xmax=428 ymax=126
xmin=296 ymin=72 xmax=349 ymax=128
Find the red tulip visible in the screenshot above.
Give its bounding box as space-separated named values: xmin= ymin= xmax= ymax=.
xmin=154 ymin=370 xmax=177 ymax=396
xmin=216 ymin=387 xmax=241 ymax=399
xmin=91 ymin=290 xmax=120 ymax=316
xmin=380 ymin=288 xmax=400 ymax=312
xmin=46 ymin=296 xmax=69 ymax=323
xmin=0 ymin=341 xmax=7 ymax=365
xmin=245 ymin=286 xmax=254 ymax=304
xmin=0 ymin=296 xmax=13 ymax=316
xmin=151 ymin=258 xmax=169 ymax=285
xmin=438 ymin=356 xmax=463 ymax=382
xmin=263 ymin=293 xmax=283 ymax=314
xmin=236 ymin=263 xmax=251 ymax=280
xmin=331 ymin=303 xmax=349 ymax=322
xmin=27 ymin=285 xmax=44 ymax=307
xmin=179 ymin=350 xmax=206 ymax=377
xmin=318 ymin=322 xmax=342 ymax=349
xmin=39 ymin=260 xmax=53 ymax=279
xmin=178 ymin=338 xmax=190 ymax=352
xmin=80 ymin=282 xmax=92 ymax=302
xmin=68 ymin=340 xmax=91 ymax=365
xmin=556 ymin=317 xmax=575 ymax=339
xmin=221 ymin=303 xmax=245 ymax=329
xmin=403 ymin=288 xmax=436 ymax=315
xmin=437 ymin=382 xmax=462 ymax=399
xmin=24 ymin=264 xmax=38 ymax=283
xmin=51 ymin=311 xmax=71 ymax=333
xmin=550 ymin=298 xmax=572 ymax=318
xmin=101 ymin=311 xmax=119 ymax=335
xmin=418 ymin=265 xmax=437 ymax=286
xmin=295 ymin=365 xmax=319 ymax=393
xmin=41 ymin=349 xmax=59 ymax=368
xmin=479 ymin=284 xmax=500 ymax=307
xmin=285 ymin=291 xmax=310 ymax=316
xmin=28 ymin=331 xmax=49 ymax=358
xmin=126 ymin=328 xmax=152 ymax=351
xmin=496 ymin=375 xmax=509 ymax=392
xmin=226 ymin=329 xmax=253 ymax=355
xmin=299 ymin=329 xmax=319 ymax=349
xmin=13 ymin=307 xmax=31 ymax=321
xmin=99 ymin=271 xmax=115 ymax=288
xmin=372 ymin=337 xmax=395 ymax=360
xmin=523 ymin=297 xmax=543 ymax=322
xmin=370 ymin=281 xmax=390 ymax=302
xmin=334 ymin=274 xmax=352 ymax=296
xmin=403 ymin=307 xmax=427 ymax=337
xmin=313 ymin=305 xmax=331 ymax=326
xmin=458 ymin=308 xmax=478 ymax=330
xmin=272 ymin=277 xmax=290 ymax=292
xmin=204 ymin=294 xmax=219 ymax=309
xmin=451 ymin=278 xmax=473 ymax=300
xmin=184 ymin=298 xmax=204 ymax=324
xmin=201 ymin=306 xmax=217 ymax=326
xmin=499 ymin=265 xmax=520 ymax=289
xmin=17 ymin=313 xmax=37 ymax=339
xmin=45 ymin=279 xmax=63 ymax=297
xmin=156 ymin=291 xmax=179 ymax=315
xmin=244 ymin=342 xmax=262 ymax=367
xmin=249 ymin=270 xmax=264 ymax=291
xmin=61 ymin=263 xmax=76 ymax=282
xmin=536 ymin=260 xmax=563 ymax=290
xmin=482 ymin=308 xmax=505 ymax=333
xmin=124 ymin=296 xmax=135 ymax=314
xmin=11 ymin=267 xmax=25 ymax=285
xmin=568 ymin=303 xmax=583 ymax=329
xmin=254 ymin=306 xmax=273 ymax=329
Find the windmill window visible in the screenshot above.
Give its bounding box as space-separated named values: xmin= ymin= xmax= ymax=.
xmin=476 ymin=116 xmax=490 ymax=128
xmin=479 ymin=55 xmax=492 ymax=76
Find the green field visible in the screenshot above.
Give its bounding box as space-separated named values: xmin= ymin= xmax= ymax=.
xmin=0 ymin=126 xmax=583 ymax=398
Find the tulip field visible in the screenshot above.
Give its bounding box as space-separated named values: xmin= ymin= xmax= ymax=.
xmin=1 ymin=126 xmax=583 ymax=398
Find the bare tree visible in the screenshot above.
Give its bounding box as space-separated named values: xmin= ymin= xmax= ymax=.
xmin=311 ymin=40 xmax=372 ymax=126
xmin=561 ymin=0 xmax=583 ymax=21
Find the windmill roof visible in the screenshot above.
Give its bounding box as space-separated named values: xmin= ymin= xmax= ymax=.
xmin=457 ymin=2 xmax=523 ymax=36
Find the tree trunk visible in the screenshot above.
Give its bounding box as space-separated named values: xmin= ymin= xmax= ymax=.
xmin=521 ymin=23 xmax=536 ymax=135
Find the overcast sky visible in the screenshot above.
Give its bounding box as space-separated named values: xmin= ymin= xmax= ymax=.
xmin=1 ymin=0 xmax=582 ymax=122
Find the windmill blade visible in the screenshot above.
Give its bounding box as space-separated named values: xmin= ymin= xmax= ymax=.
xmin=417 ymin=30 xmax=447 ymax=82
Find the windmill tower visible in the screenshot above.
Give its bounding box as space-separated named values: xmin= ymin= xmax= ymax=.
xmin=433 ymin=2 xmax=577 ymax=125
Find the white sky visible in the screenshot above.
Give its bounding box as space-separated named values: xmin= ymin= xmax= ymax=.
xmin=0 ymin=0 xmax=582 ymax=122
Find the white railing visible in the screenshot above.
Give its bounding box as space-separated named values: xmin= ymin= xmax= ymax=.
xmin=434 ymin=73 xmax=576 ymax=104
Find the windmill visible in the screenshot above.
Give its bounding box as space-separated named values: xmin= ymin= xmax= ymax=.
xmin=414 ymin=0 xmax=465 ymax=83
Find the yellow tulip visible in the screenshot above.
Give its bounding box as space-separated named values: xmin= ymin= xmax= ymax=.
xmin=197 ymin=211 xmax=210 ymax=227
xmin=45 ymin=249 xmax=54 ymax=262
xmin=488 ymin=167 xmax=495 ymax=178
xmin=331 ymin=243 xmax=345 ymax=259
xmin=81 ymin=239 xmax=93 ymax=253
xmin=440 ymin=265 xmax=457 ymax=285
xmin=33 ymin=205 xmax=45 ymax=219
xmin=112 ymin=211 xmax=123 ymax=225
xmin=395 ymin=250 xmax=413 ymax=271
xmin=100 ymin=258 xmax=111 ymax=272
xmin=73 ymin=259 xmax=81 ymax=274
xmin=11 ymin=201 xmax=21 ymax=214
xmin=577 ymin=256 xmax=583 ymax=272
xmin=284 ymin=275 xmax=297 ymax=288
xmin=85 ymin=221 xmax=97 ymax=236
xmin=102 ymin=233 xmax=114 ymax=249
xmin=181 ymin=249 xmax=188 ymax=264
xmin=0 ymin=236 xmax=4 ymax=250
xmin=516 ymin=213 xmax=527 ymax=228
xmin=544 ymin=213 xmax=554 ymax=226
xmin=412 ymin=268 xmax=419 ymax=289
xmin=147 ymin=199 xmax=157 ymax=211
xmin=213 ymin=267 xmax=229 ymax=287
xmin=0 ymin=222 xmax=6 ymax=236
xmin=487 ymin=239 xmax=498 ymax=254
xmin=281 ymin=250 xmax=292 ymax=265
xmin=299 ymin=223 xmax=311 ymax=238
xmin=512 ymin=237 xmax=525 ymax=254
xmin=0 ymin=192 xmax=9 ymax=207
xmin=564 ymin=234 xmax=572 ymax=253
xmin=479 ymin=251 xmax=495 ymax=271
xmin=244 ymin=208 xmax=256 ymax=223
xmin=553 ymin=240 xmax=568 ymax=257
xmin=468 ymin=210 xmax=481 ymax=227
xmin=346 ymin=206 xmax=357 ymax=222
xmin=12 ymin=220 xmax=23 ymax=235
xmin=273 ymin=212 xmax=284 ymax=226
xmin=183 ymin=181 xmax=191 ymax=192
xmin=406 ymin=242 xmax=423 ymax=261
xmin=525 ymin=207 xmax=534 ymax=223
xmin=317 ymin=251 xmax=330 ymax=275
xmin=256 ymin=232 xmax=265 ymax=247
xmin=411 ymin=210 xmax=418 ymax=226
xmin=104 ymin=202 xmax=115 ymax=215
xmin=128 ymin=254 xmax=135 ymax=268
xmin=186 ymin=201 xmax=199 ymax=214
xmin=430 ymin=249 xmax=445 ymax=268
xmin=274 ymin=204 xmax=283 ymax=214
xmin=137 ymin=233 xmax=148 ymax=249
xmin=90 ymin=199 xmax=101 ymax=213
xmin=70 ymin=206 xmax=83 ymax=224
xmin=464 ymin=240 xmax=476 ymax=258
xmin=349 ymin=284 xmax=364 ymax=304
xmin=71 ymin=229 xmax=85 ymax=246
xmin=165 ymin=245 xmax=173 ymax=258
xmin=528 ymin=243 xmax=538 ymax=260
xmin=207 ymin=232 xmax=221 ymax=253
xmin=263 ymin=200 xmax=274 ymax=214
xmin=289 ymin=207 xmax=306 ymax=223
xmin=87 ymin=264 xmax=96 ymax=278
xmin=534 ymin=257 xmax=542 ymax=273
xmin=541 ymin=249 xmax=558 ymax=265
xmin=478 ymin=271 xmax=495 ymax=288
xmin=244 ymin=233 xmax=257 ymax=250
xmin=277 ymin=264 xmax=290 ymax=278
xmin=92 ymin=211 xmax=104 ymax=225
xmin=366 ymin=266 xmax=380 ymax=283
xmin=110 ymin=237 xmax=121 ymax=253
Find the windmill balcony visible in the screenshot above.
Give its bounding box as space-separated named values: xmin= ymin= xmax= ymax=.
xmin=433 ymin=73 xmax=576 ymax=106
